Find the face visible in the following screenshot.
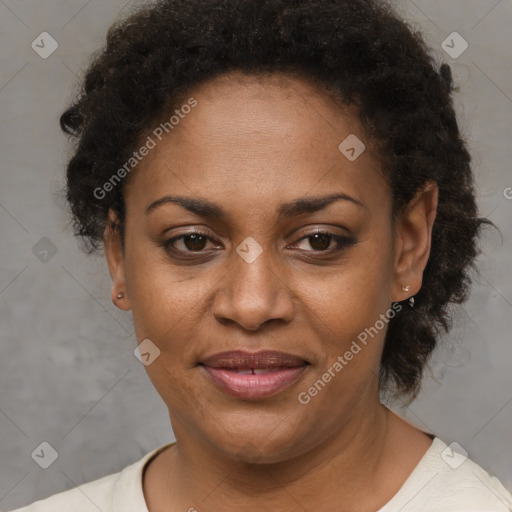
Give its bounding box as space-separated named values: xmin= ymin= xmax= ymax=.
xmin=106 ymin=71 xmax=437 ymax=463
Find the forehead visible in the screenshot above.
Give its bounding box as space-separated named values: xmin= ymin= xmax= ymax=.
xmin=125 ymin=71 xmax=388 ymax=215
xmin=174 ymin=71 xmax=364 ymax=154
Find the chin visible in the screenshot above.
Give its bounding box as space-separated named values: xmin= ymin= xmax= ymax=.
xmin=205 ymin=422 xmax=311 ymax=465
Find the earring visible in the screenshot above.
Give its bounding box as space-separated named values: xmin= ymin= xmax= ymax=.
xmin=400 ymin=285 xmax=414 ymax=308
xmin=112 ymin=292 xmax=127 ymax=308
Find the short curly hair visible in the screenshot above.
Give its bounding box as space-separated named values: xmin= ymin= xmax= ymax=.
xmin=60 ymin=0 xmax=491 ymax=401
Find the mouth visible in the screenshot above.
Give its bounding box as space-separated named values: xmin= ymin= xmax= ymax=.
xmin=199 ymin=350 xmax=310 ymax=400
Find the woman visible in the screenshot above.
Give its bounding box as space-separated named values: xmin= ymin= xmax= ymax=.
xmin=11 ymin=0 xmax=512 ymax=510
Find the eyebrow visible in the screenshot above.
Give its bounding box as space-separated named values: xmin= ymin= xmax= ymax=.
xmin=145 ymin=192 xmax=364 ymax=222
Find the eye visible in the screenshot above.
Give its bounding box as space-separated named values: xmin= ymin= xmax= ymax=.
xmin=163 ymin=231 xmax=220 ymax=254
xmin=161 ymin=228 xmax=355 ymax=258
xmin=288 ymin=230 xmax=355 ymax=253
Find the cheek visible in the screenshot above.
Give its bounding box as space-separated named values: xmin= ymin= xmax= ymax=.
xmin=127 ymin=265 xmax=207 ymax=356
xmin=123 ymin=239 xmax=222 ymax=393
xmin=301 ymin=238 xmax=395 ymax=366
xmin=124 ymin=256 xmax=203 ymax=404
xmin=123 ymin=234 xmax=195 ymax=333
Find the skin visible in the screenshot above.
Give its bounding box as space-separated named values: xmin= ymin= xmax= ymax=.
xmin=105 ymin=71 xmax=439 ymax=512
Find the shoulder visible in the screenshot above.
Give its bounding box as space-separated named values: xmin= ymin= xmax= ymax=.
xmin=7 ymin=470 xmax=121 ymax=512
xmin=380 ymin=437 xmax=512 ymax=511
xmin=7 ymin=443 xmax=174 ymax=512
xmin=430 ymin=442 xmax=512 ymax=511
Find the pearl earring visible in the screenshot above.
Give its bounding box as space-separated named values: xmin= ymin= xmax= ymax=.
xmin=116 ymin=292 xmax=125 ymax=299
xmin=401 ymin=285 xmax=411 ymax=292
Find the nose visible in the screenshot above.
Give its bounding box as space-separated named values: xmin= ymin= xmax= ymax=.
xmin=212 ymin=248 xmax=295 ymax=331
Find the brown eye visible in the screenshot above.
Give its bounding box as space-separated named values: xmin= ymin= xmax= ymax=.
xmin=182 ymin=233 xmax=208 ymax=251
xmin=163 ymin=231 xmax=218 ymax=254
xmin=289 ymin=230 xmax=356 ymax=254
xmin=308 ymin=233 xmax=332 ymax=251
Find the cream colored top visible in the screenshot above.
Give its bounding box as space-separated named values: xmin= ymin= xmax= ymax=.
xmin=9 ymin=437 xmax=512 ymax=511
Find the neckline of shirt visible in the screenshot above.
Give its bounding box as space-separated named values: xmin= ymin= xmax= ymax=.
xmin=111 ymin=436 xmax=443 ymax=511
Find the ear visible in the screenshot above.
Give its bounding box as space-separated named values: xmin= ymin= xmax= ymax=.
xmin=391 ymin=182 xmax=439 ymax=302
xmin=105 ymin=209 xmax=131 ymax=311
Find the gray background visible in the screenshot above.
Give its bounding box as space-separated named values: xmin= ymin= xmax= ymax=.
xmin=0 ymin=0 xmax=511 ymax=509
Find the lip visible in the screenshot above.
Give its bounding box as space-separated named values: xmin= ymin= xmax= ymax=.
xmin=200 ymin=350 xmax=310 ymax=400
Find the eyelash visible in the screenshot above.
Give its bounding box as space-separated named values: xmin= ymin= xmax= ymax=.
xmin=161 ymin=229 xmax=355 ymax=258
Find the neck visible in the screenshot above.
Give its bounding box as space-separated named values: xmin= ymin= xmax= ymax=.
xmin=154 ymin=401 xmax=392 ymax=512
